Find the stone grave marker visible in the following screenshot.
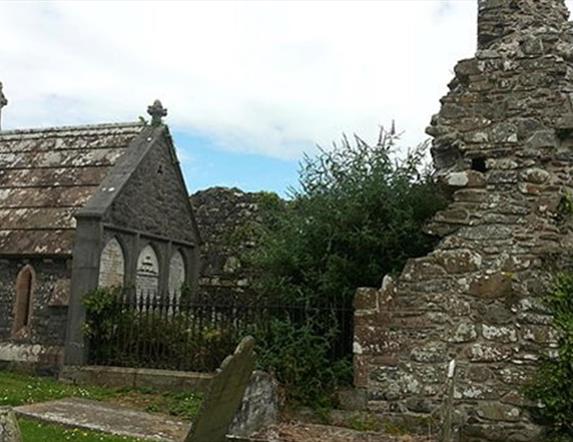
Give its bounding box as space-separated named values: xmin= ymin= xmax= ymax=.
xmin=185 ymin=336 xmax=257 ymax=442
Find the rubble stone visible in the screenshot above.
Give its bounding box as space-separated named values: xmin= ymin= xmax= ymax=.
xmin=353 ymin=1 xmax=571 ymax=438
xmin=0 ymin=408 xmax=21 ymax=442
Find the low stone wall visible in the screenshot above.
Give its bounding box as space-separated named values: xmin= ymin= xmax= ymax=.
xmin=0 ymin=343 xmax=64 ymax=376
xmin=59 ymin=365 xmax=214 ymax=394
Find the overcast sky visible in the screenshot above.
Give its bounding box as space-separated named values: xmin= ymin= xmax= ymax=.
xmin=2 ymin=1 xmax=573 ymax=194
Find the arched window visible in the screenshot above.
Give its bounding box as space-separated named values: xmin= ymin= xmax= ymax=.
xmin=12 ymin=265 xmax=35 ymax=337
xmin=136 ymin=245 xmax=160 ymax=296
xmin=98 ymin=238 xmax=125 ymax=288
xmin=168 ymin=250 xmax=186 ymax=297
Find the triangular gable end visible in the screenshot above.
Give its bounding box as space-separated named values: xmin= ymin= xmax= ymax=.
xmin=78 ymin=125 xmax=200 ymax=245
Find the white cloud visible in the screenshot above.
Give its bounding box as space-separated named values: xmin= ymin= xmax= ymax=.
xmin=1 ymin=1 xmax=572 ymax=159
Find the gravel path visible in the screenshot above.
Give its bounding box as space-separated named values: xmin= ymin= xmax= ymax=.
xmin=252 ymin=422 xmax=435 ymax=442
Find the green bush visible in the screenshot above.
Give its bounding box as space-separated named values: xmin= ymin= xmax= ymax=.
xmin=83 ymin=286 xmax=123 ymax=341
xmin=525 ymin=273 xmax=573 ymax=438
xmin=84 ymin=288 xmax=238 ymax=371
xmin=253 ymin=318 xmax=351 ymax=407
xmin=249 ymin=130 xmax=447 ymax=306
xmin=248 ymin=128 xmax=448 ymax=406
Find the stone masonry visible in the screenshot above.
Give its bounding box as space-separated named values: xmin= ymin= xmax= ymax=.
xmin=191 ymin=187 xmax=275 ymax=300
xmin=0 ymin=408 xmax=21 ymax=442
xmin=0 ymin=258 xmax=69 ymax=373
xmin=354 ymin=1 xmax=573 ymax=440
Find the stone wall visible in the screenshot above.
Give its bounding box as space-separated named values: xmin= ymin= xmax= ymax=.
xmin=191 ymin=187 xmax=270 ymax=300
xmin=354 ymin=1 xmax=573 ymax=440
xmin=0 ymin=257 xmax=70 ymax=371
xmin=59 ymin=365 xmax=214 ymax=394
xmin=108 ymin=134 xmax=198 ymax=246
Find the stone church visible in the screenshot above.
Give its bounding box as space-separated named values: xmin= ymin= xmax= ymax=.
xmin=0 ymin=94 xmax=201 ymax=369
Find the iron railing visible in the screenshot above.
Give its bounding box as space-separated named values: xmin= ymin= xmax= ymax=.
xmin=86 ymin=290 xmax=354 ymax=372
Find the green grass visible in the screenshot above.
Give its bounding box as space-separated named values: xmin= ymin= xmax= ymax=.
xmin=0 ymin=371 xmax=116 ymax=407
xmin=19 ymin=419 xmax=141 ymax=442
xmin=0 ymin=370 xmax=203 ymax=441
xmin=0 ymin=370 xmax=202 ymax=420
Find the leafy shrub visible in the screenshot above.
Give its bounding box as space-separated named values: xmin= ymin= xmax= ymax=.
xmin=525 ymin=273 xmax=573 ymax=438
xmin=253 ymin=318 xmax=351 ymax=407
xmin=247 ymin=128 xmax=448 ymax=405
xmin=84 ymin=288 xmax=239 ymax=371
xmin=249 ymin=130 xmax=448 ymax=306
xmin=83 ymin=286 xmax=123 ymax=341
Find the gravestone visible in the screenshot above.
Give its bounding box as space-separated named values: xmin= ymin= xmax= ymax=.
xmin=185 ymin=336 xmax=257 ymax=442
xmin=229 ymin=371 xmax=278 ymax=438
xmin=0 ymin=408 xmax=22 ymax=442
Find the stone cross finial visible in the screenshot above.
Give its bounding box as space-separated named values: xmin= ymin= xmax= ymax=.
xmin=147 ymin=99 xmax=167 ymax=126
xmin=0 ymin=82 xmax=7 ymax=131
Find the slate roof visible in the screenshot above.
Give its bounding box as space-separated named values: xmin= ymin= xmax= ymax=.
xmin=0 ymin=122 xmax=145 ymax=255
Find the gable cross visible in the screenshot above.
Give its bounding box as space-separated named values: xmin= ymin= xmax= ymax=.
xmin=147 ymin=99 xmax=167 ymax=126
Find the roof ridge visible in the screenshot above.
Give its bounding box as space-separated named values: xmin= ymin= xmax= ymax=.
xmin=0 ymin=121 xmax=145 ymax=138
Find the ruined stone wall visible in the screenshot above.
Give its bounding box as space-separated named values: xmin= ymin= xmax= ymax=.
xmin=190 ymin=187 xmax=268 ymax=300
xmin=0 ymin=258 xmax=70 ymax=370
xmin=354 ymin=1 xmax=573 ymax=440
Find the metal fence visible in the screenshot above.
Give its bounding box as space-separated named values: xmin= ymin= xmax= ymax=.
xmin=86 ymin=290 xmax=354 ymax=372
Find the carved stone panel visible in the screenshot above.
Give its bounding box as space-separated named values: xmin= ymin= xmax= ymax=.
xmin=98 ymin=238 xmax=125 ymax=288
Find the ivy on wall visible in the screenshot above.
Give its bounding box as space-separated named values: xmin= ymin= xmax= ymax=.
xmin=525 ymin=273 xmax=573 ymax=439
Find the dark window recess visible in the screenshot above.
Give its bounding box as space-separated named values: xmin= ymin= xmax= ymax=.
xmin=471 ymin=157 xmax=487 ymax=173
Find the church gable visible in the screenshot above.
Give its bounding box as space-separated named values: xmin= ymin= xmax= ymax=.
xmin=105 ymin=128 xmax=199 ymax=245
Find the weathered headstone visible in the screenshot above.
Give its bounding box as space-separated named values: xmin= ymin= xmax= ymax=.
xmin=0 ymin=408 xmax=22 ymax=442
xmin=229 ymin=371 xmax=278 ymax=438
xmin=185 ymin=336 xmax=257 ymax=442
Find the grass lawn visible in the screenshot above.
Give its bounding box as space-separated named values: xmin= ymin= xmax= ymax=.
xmin=19 ymin=419 xmax=141 ymax=442
xmin=0 ymin=370 xmax=202 ymax=441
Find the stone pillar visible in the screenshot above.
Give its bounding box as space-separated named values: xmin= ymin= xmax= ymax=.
xmin=64 ymin=215 xmax=103 ymax=365
xmin=0 ymin=408 xmax=22 ymax=442
xmin=478 ymin=0 xmax=569 ymax=49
